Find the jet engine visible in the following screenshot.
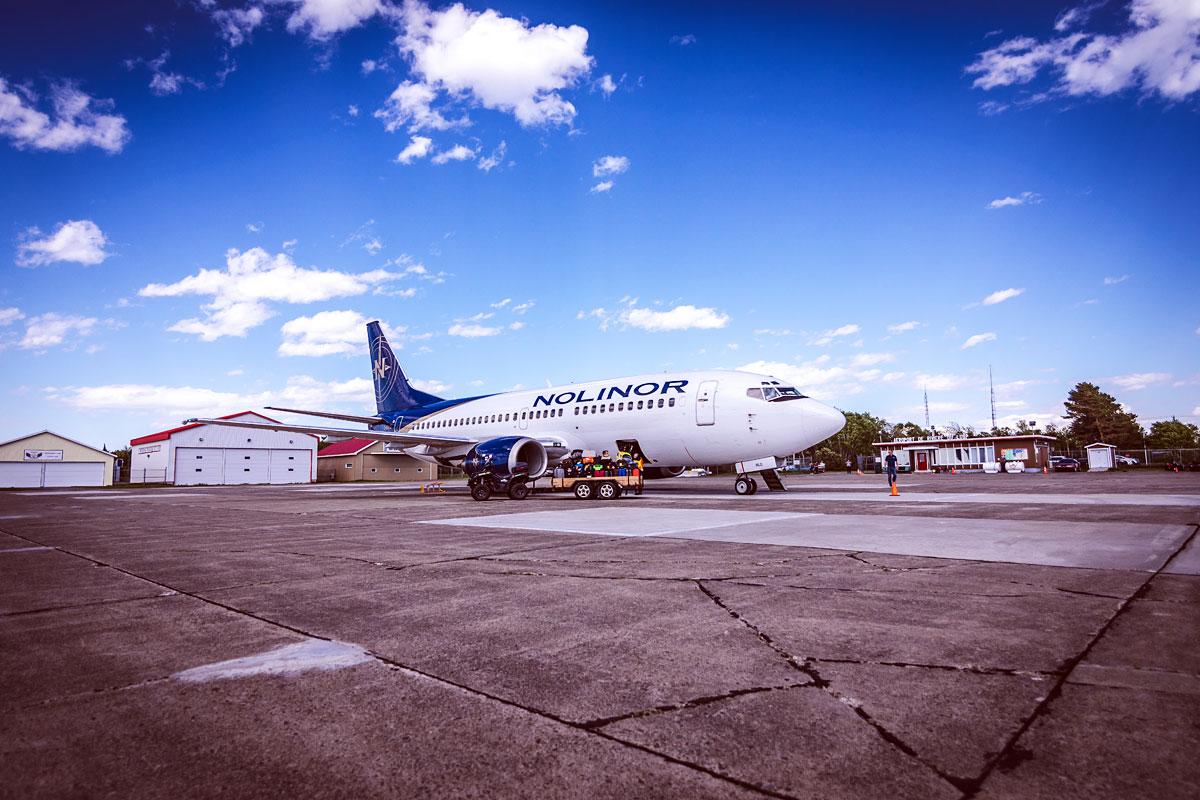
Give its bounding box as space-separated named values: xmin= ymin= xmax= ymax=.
xmin=643 ymin=466 xmax=686 ymax=480
xmin=463 ymin=436 xmax=548 ymax=481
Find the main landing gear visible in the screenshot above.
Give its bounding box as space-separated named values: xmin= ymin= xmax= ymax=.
xmin=734 ymin=475 xmax=759 ymax=495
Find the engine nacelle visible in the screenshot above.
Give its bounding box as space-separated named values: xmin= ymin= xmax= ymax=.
xmin=463 ymin=436 xmax=548 ymax=481
xmin=643 ymin=466 xmax=686 ymax=480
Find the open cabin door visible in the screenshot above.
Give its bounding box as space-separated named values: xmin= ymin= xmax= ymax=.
xmin=695 ymin=380 xmax=717 ymax=426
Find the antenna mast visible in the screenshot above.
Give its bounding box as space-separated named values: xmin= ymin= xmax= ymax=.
xmin=923 ymin=386 xmax=930 ymax=430
xmin=989 ymin=364 xmax=997 ymax=431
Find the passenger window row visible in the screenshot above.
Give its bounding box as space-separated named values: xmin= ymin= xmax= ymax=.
xmin=412 ymin=397 xmax=676 ymax=430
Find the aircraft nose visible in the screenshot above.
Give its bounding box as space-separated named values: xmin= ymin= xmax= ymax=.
xmin=803 ymin=399 xmax=846 ymax=442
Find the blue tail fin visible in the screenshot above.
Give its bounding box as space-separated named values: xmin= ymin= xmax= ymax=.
xmin=367 ymin=321 xmax=442 ymax=414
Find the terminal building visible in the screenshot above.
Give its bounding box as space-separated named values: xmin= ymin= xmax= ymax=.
xmin=873 ymin=433 xmax=1054 ymax=473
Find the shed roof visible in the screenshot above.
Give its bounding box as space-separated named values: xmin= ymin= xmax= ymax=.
xmin=130 ymin=411 xmax=298 ymax=446
xmin=0 ymin=430 xmax=114 ymax=458
xmin=317 ymin=438 xmax=376 ymax=458
xmin=1085 ymin=442 xmax=1117 ymax=449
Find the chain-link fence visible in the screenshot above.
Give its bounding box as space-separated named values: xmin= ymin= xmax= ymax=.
xmin=127 ymin=468 xmax=168 ymax=484
xmin=1052 ymin=447 xmax=1200 ymax=468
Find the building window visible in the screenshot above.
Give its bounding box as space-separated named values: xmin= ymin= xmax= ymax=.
xmin=394 ymin=468 xmax=401 ymax=473
xmin=345 ymin=463 xmax=353 ymax=468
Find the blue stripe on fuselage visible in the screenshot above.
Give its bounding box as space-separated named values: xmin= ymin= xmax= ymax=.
xmin=370 ymin=394 xmax=496 ymax=431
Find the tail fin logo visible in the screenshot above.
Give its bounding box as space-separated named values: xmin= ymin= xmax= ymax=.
xmin=370 ymin=335 xmax=400 ymax=403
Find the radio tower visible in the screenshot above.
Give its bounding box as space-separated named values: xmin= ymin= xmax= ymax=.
xmin=923 ymin=386 xmax=930 ymax=430
xmin=989 ymin=365 xmax=997 ymax=432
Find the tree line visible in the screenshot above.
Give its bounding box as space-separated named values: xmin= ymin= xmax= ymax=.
xmin=814 ymin=381 xmax=1199 ymax=463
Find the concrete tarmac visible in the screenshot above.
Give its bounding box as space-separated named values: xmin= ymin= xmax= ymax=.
xmin=1 ymin=471 xmax=1197 ymax=799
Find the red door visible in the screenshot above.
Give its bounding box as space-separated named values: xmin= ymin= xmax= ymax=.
xmin=915 ymin=452 xmax=928 ymax=471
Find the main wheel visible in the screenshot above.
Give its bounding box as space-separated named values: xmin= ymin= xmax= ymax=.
xmin=734 ymin=477 xmax=753 ymax=495
xmin=597 ymin=481 xmax=618 ymax=500
xmin=471 ymin=482 xmax=492 ymax=501
xmin=507 ymin=482 xmax=530 ymax=500
xmin=574 ymin=481 xmax=594 ymax=500
xmin=747 ymin=478 xmax=759 ymax=495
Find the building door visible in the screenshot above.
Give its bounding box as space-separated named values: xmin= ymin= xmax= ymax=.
xmin=175 ymin=448 xmax=224 ymax=485
xmin=268 ymin=449 xmax=308 ymax=484
xmin=695 ymin=380 xmax=717 ymax=426
xmin=42 ymin=462 xmax=104 ymax=487
xmin=915 ymin=451 xmax=928 ymax=472
xmin=0 ymin=462 xmax=43 ymax=488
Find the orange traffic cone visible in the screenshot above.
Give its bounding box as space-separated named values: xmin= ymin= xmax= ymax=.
xmin=890 ymin=482 xmax=899 ymax=497
xmin=951 ymin=467 xmax=956 ymax=475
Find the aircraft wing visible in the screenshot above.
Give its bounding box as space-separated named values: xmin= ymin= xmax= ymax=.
xmin=183 ymin=417 xmax=473 ymax=447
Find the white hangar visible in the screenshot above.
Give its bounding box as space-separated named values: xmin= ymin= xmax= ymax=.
xmin=0 ymin=431 xmax=116 ymax=488
xmin=129 ymin=411 xmax=318 ymax=486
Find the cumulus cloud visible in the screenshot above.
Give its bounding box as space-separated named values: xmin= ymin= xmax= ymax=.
xmin=279 ymin=310 xmax=401 ymax=357
xmin=0 ymin=307 xmax=24 ymax=326
xmin=211 ymin=5 xmax=265 ymax=47
xmin=596 ymin=73 xmax=617 ymax=96
xmin=967 ymin=0 xmax=1200 ymax=106
xmin=811 ymin=323 xmax=860 ymax=346
xmin=139 ymin=247 xmax=404 ymax=341
xmin=735 ymin=358 xmax=875 ymax=402
xmin=0 ymin=79 xmax=130 ymax=153
xmin=1110 ymin=372 xmax=1171 ymax=390
xmin=282 ymin=0 xmax=383 ymax=40
xmin=622 ymin=304 xmax=729 ymax=332
xmin=982 ymin=287 xmax=1025 ymax=305
xmin=17 ymin=220 xmax=111 ymax=267
xmin=476 ymin=140 xmax=506 ymax=171
xmin=395 ymin=134 xmax=433 ymax=164
xmin=961 ymin=332 xmax=998 ymax=349
xmin=448 ymin=322 xmax=501 ymax=337
xmin=378 ymin=1 xmax=593 ymax=133
xmin=987 ymin=191 xmax=1042 ymax=209
xmin=19 ymin=313 xmax=99 ymax=350
xmin=592 ymin=155 xmax=630 ymax=177
xmin=431 ymin=143 xmax=476 ymax=164
xmin=590 ymin=180 xmax=614 ymax=194
xmin=887 ymin=320 xmax=921 ymax=334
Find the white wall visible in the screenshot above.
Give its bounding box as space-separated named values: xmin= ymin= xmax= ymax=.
xmin=165 ymin=413 xmax=317 ymax=483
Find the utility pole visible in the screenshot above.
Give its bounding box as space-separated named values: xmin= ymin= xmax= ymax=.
xmin=989 ymin=365 xmax=997 ymax=432
xmin=924 ymin=386 xmax=930 ymax=431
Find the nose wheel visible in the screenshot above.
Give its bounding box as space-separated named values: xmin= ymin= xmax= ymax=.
xmin=734 ymin=475 xmax=758 ymax=495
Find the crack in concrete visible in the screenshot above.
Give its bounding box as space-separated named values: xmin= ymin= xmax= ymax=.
xmin=0 ymin=591 xmax=177 ymax=619
xmin=695 ymin=580 xmax=973 ymax=794
xmin=580 ymin=683 xmax=808 ymax=730
xmin=722 ymin=579 xmax=1039 ymax=599
xmin=844 ymin=552 xmax=962 ymax=572
xmin=960 ymin=522 xmax=1200 ymax=799
xmin=809 ymin=656 xmax=1052 ymax=679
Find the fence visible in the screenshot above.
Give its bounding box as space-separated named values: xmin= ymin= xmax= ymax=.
xmin=127 ymin=468 xmax=168 ymax=484
xmin=1054 ymin=447 xmax=1200 ymax=467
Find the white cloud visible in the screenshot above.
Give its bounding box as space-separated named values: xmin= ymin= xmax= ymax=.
xmin=411 ymin=378 xmax=451 ymax=394
xmin=670 ymin=33 xmax=697 ymax=46
xmin=621 ymin=304 xmax=729 ymax=332
xmin=139 ymin=247 xmax=403 ymax=341
xmin=361 ymin=59 xmax=380 ymax=74
xmin=986 ymin=192 xmax=1042 ymax=209
xmin=227 ymin=368 xmax=245 ymax=377
xmin=490 ymin=298 xmax=511 ymax=308
xmin=915 ymin=372 xmax=975 ymax=391
xmin=431 ymin=143 xmax=476 ymax=164
xmin=279 ymin=310 xmax=400 ymax=357
xmin=395 ymin=134 xmax=433 ymax=164
xmin=278 ymin=375 xmax=375 ymax=409
xmin=476 ymin=140 xmax=506 ymax=171
xmin=849 ymin=352 xmax=895 ymax=368
xmin=282 ymin=0 xmax=382 ymax=40
xmin=887 ymin=320 xmax=921 ymax=334
xmin=381 ymin=1 xmax=593 ymax=131
xmin=0 ymin=79 xmax=130 ymax=153
xmin=347 ymin=104 xmax=360 ymax=117
xmin=211 ymin=5 xmax=265 ymax=47
xmin=448 ymin=322 xmax=501 ymax=337
xmin=0 ymin=307 xmax=24 ymax=326
xmin=1103 ymin=274 xmax=1130 ymax=285
xmin=881 ymin=371 xmax=906 ymax=382
xmin=593 ymin=154 xmax=630 ymax=177
xmin=590 ymin=180 xmax=614 ymax=194
xmin=363 ymin=237 xmax=382 ymax=255
xmin=1110 ymin=372 xmax=1171 ymax=390
xmin=597 ymin=73 xmax=617 ymax=96
xmin=509 ymin=321 xmax=525 ymax=331
xmin=512 ymin=301 xmax=534 ymax=314
xmin=735 ymin=359 xmax=865 ymax=402
xmin=967 ymin=0 xmax=1200 ymax=104
xmin=246 ymin=221 xmax=264 ymax=233
xmin=961 ymin=332 xmax=998 ymax=349
xmin=47 ymin=383 xmax=271 ymax=417
xmin=19 ymin=313 xmax=99 ymax=350
xmin=17 ymin=220 xmax=110 ymax=267
xmin=812 ymin=323 xmax=860 ymax=346
xmin=926 ymin=401 xmax=969 ymax=414
xmin=982 ymin=287 xmax=1025 ymax=305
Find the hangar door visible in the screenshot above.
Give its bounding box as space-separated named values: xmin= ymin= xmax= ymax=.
xmin=174 ymin=448 xmax=309 ymax=486
xmin=0 ymin=462 xmax=104 ymax=488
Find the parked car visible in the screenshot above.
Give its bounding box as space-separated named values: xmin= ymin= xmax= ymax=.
xmin=1053 ymin=457 xmax=1081 ymax=472
xmin=1115 ymin=454 xmax=1139 ymax=466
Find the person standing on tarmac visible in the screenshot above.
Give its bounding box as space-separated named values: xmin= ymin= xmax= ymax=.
xmin=885 ymin=452 xmax=898 ymax=487
xmin=845 ymin=457 xmax=853 ymax=474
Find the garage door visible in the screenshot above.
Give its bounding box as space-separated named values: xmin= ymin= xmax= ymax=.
xmin=269 ymin=449 xmax=308 ymax=484
xmin=0 ymin=462 xmax=43 ymax=488
xmin=224 ymin=449 xmax=270 ymax=485
xmin=43 ymin=462 xmax=105 ymax=488
xmin=175 ymin=448 xmax=225 ymax=485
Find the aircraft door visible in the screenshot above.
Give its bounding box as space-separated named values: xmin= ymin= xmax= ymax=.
xmin=695 ymin=380 xmax=717 ymax=426
xmin=519 ymin=408 xmax=530 ymax=430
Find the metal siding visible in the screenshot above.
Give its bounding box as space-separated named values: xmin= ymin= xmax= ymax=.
xmin=43 ymin=462 xmax=105 ymax=488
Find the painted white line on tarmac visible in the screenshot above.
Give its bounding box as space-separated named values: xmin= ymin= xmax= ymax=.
xmin=671 ymin=491 xmax=1200 ymax=507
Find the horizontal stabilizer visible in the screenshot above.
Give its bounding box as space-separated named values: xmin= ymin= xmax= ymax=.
xmin=264 ymin=406 xmax=385 ymax=426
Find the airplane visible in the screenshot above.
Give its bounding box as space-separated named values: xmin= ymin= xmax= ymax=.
xmin=186 ymin=321 xmax=846 ymax=498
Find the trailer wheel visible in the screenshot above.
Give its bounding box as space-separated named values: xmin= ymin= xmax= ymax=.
xmin=471 ymin=482 xmax=492 ymax=501
xmin=747 ymin=478 xmax=759 ymax=495
xmin=507 ymin=482 xmax=530 ymax=501
xmin=597 ymin=481 xmax=618 ymax=500
xmin=734 ymin=477 xmax=753 ymax=496
xmin=574 ymin=482 xmax=594 ymax=500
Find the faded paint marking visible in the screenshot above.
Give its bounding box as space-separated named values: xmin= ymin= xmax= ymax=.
xmin=173 ymin=639 xmax=372 ymax=683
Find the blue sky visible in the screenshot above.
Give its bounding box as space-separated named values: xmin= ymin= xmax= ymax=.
xmin=2 ymin=0 xmax=1198 ymax=448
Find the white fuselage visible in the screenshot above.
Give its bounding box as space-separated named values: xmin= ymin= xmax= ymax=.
xmin=399 ymin=369 xmax=845 ymax=468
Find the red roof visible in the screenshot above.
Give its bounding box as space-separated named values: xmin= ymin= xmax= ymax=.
xmin=316 ymin=437 xmax=375 ymax=457
xmin=129 ymin=411 xmax=300 ymax=446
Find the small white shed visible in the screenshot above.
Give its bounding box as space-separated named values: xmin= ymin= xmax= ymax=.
xmin=1085 ymin=442 xmax=1117 ymax=472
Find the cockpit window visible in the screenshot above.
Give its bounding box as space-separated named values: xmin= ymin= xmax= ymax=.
xmin=746 ymin=388 xmax=764 ymax=400
xmin=759 ymin=383 xmax=806 ymax=401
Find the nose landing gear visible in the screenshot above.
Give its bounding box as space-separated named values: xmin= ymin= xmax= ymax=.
xmin=734 ymin=475 xmax=758 ymax=495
